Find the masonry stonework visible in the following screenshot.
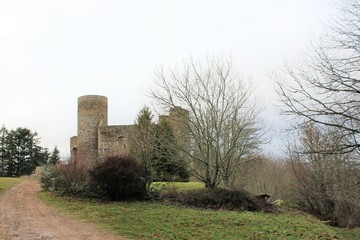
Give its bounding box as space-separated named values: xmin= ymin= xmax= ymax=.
xmin=70 ymin=95 xmax=189 ymax=163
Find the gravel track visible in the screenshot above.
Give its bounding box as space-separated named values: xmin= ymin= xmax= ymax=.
xmin=0 ymin=179 xmax=126 ymax=240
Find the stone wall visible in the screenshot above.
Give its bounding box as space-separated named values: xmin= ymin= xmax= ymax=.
xmin=160 ymin=106 xmax=190 ymax=150
xmin=70 ymin=95 xmax=190 ymax=164
xmin=70 ymin=136 xmax=78 ymax=160
xmin=98 ymin=125 xmax=134 ymax=160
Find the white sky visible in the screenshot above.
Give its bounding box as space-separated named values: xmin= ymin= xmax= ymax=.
xmin=0 ymin=0 xmax=334 ymax=158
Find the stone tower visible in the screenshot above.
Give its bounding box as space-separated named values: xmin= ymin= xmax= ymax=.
xmin=159 ymin=106 xmax=190 ymax=151
xmin=76 ymin=95 xmax=108 ymax=163
xmin=70 ymin=95 xmax=190 ymax=164
xmin=169 ymin=106 xmax=190 ymax=147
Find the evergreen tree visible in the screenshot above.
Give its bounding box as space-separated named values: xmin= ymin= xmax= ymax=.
xmin=153 ymin=119 xmax=189 ymax=181
xmin=3 ymin=127 xmax=47 ymax=177
xmin=128 ymin=106 xmax=156 ymax=187
xmin=129 ymin=107 xmax=189 ymax=184
xmin=48 ymin=146 xmax=60 ymax=165
xmin=0 ymin=126 xmax=8 ymax=176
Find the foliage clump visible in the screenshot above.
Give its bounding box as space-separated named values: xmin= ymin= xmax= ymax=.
xmin=40 ymin=154 xmax=148 ymax=200
xmin=152 ymin=120 xmax=189 ymax=182
xmin=40 ymin=164 xmax=59 ymax=191
xmin=0 ymin=126 xmax=49 ymax=177
xmin=89 ymin=155 xmax=147 ymax=200
xmin=40 ymin=154 xmax=96 ymax=197
xmin=159 ymin=187 xmax=263 ymax=212
xmin=128 ymin=106 xmax=189 ymax=186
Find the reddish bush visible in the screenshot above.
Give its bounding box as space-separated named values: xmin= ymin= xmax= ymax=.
xmin=40 ymin=154 xmax=96 ymax=197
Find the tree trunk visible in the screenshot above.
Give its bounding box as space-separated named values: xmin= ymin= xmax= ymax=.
xmin=205 ymin=178 xmax=216 ymax=188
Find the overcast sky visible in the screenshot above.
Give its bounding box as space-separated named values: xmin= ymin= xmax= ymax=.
xmin=0 ymin=0 xmax=334 ymax=157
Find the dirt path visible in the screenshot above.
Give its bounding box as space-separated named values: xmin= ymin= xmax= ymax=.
xmin=0 ymin=179 xmax=126 ymax=240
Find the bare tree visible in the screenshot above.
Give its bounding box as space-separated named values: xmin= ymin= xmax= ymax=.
xmin=242 ymin=155 xmax=293 ymax=201
xmin=276 ymin=0 xmax=360 ymax=155
xmin=288 ymin=124 xmax=360 ymax=227
xmin=151 ymin=56 xmax=264 ymax=188
xmin=276 ymin=2 xmax=360 ymax=225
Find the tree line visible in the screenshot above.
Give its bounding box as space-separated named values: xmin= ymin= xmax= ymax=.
xmin=0 ymin=126 xmax=60 ymax=177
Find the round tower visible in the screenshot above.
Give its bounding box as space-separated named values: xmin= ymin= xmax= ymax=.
xmin=77 ymin=95 xmax=108 ymax=163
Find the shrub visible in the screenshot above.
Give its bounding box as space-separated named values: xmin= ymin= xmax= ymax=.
xmin=153 ymin=160 xmax=190 ymax=182
xmin=40 ymin=154 xmax=98 ymax=198
xmin=58 ymin=156 xmax=96 ymax=197
xmin=89 ymin=155 xmax=147 ymax=200
xmin=40 ymin=165 xmax=59 ymax=191
xmin=160 ymin=187 xmax=263 ymax=211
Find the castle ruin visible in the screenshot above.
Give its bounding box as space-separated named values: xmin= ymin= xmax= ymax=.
xmin=70 ymin=95 xmax=189 ymax=163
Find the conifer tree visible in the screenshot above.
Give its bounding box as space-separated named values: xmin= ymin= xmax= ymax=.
xmin=48 ymin=146 xmax=60 ymax=165
xmin=1 ymin=127 xmax=47 ymax=177
xmin=128 ymin=106 xmax=156 ymax=186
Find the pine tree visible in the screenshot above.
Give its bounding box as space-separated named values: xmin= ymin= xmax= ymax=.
xmin=48 ymin=146 xmax=60 ymax=165
xmin=129 ymin=107 xmax=189 ymax=183
xmin=3 ymin=127 xmax=47 ymax=177
xmin=153 ymin=119 xmax=189 ymax=181
xmin=0 ymin=126 xmax=8 ymax=176
xmin=128 ymin=106 xmax=156 ymax=186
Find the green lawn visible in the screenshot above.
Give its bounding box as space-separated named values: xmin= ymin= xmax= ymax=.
xmin=38 ymin=191 xmax=342 ymax=240
xmin=0 ymin=177 xmax=25 ymax=194
xmin=150 ymin=181 xmax=205 ymax=192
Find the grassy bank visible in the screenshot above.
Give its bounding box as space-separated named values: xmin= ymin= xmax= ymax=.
xmin=335 ymin=228 xmax=360 ymax=240
xmin=39 ymin=191 xmax=342 ymax=240
xmin=0 ymin=177 xmax=25 ymax=194
xmin=150 ymin=181 xmax=205 ymax=192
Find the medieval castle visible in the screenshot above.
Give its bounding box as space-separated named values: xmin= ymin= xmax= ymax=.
xmin=70 ymin=95 xmax=189 ymax=162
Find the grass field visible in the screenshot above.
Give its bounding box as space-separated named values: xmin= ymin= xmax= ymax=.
xmin=39 ymin=190 xmax=344 ymax=240
xmin=150 ymin=181 xmax=205 ymax=192
xmin=0 ymin=177 xmax=24 ymax=194
xmin=1 ymin=178 xmax=358 ymax=239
